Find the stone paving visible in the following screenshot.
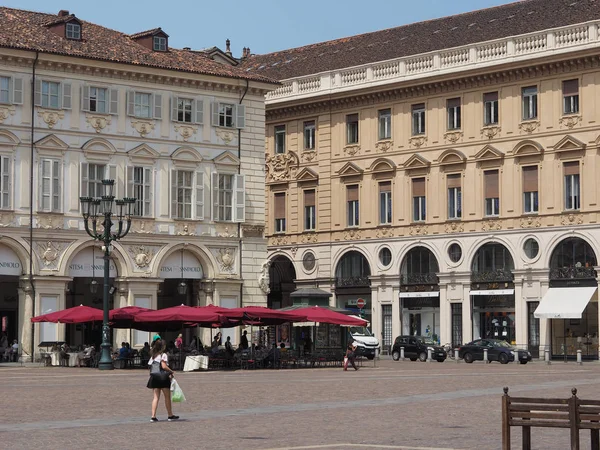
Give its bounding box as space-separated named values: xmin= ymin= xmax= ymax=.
xmin=1 ymin=358 xmax=599 ymax=449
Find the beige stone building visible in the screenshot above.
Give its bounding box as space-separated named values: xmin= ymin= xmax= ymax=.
xmin=244 ymin=0 xmax=600 ymax=359
xmin=0 ymin=8 xmax=276 ymax=359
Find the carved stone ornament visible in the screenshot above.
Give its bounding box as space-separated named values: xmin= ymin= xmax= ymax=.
xmin=126 ymin=245 xmax=155 ymax=269
xmin=0 ymin=105 xmax=15 ymax=123
xmin=561 ymin=213 xmax=583 ymax=226
xmin=215 ymin=224 xmax=237 ymax=238
xmin=343 ymin=144 xmax=361 ymax=156
xmin=445 ymin=222 xmax=464 ymax=233
xmin=37 ymin=214 xmax=62 ymax=230
xmin=175 ymin=222 xmax=196 ymax=236
xmin=131 ymin=120 xmax=155 ymax=137
xmin=38 ymin=241 xmax=63 ymax=269
xmin=290 ymin=247 xmax=298 ymax=257
xmin=375 ymin=140 xmax=394 ymax=153
xmin=37 ymin=109 xmax=64 ymax=129
xmin=409 ymin=224 xmax=428 ymax=236
xmin=520 ymin=216 xmax=541 ymax=228
xmin=301 ymin=151 xmax=317 ymax=162
xmin=258 ymin=260 xmax=271 ymax=294
xmin=375 ymin=227 xmax=394 ymax=238
xmin=270 ymin=235 xmax=289 ymax=247
xmin=518 ymin=120 xmax=540 ymax=134
xmin=300 ymin=233 xmax=318 ymax=244
xmin=85 ymin=114 xmax=112 ymax=133
xmin=215 ymin=128 xmax=235 ymax=144
xmin=131 ymin=219 xmax=154 ymax=234
xmin=344 ymin=229 xmax=362 ymax=240
xmin=444 ymin=131 xmax=463 ymax=144
xmin=408 ymin=136 xmax=427 ymax=149
xmin=216 ymin=248 xmax=236 ymax=272
xmin=265 ymin=152 xmax=299 ymax=182
xmin=0 ymin=213 xmax=15 ymax=228
xmin=559 ymin=115 xmax=581 ymax=129
xmin=481 ymin=219 xmax=502 ymax=231
xmin=481 ymin=125 xmax=501 ymax=139
xmin=174 ymin=124 xmax=197 ymax=142
xmin=242 ymin=224 xmax=264 ymax=238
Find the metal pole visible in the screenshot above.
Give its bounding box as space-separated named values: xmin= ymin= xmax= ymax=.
xmin=400 ymin=346 xmax=404 ymax=361
xmin=577 ymin=349 xmax=583 ymax=365
xmin=98 ymin=220 xmax=113 ymax=371
xmin=427 ymin=348 xmax=432 ymax=362
xmin=455 ymin=348 xmax=459 ymax=363
xmin=545 ymin=348 xmax=551 ymax=365
xmin=483 ymin=348 xmax=488 ymax=363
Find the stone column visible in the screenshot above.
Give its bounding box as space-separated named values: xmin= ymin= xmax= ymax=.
xmin=539 ymin=279 xmax=550 ymax=357
xmin=513 ymin=272 xmax=526 ymax=347
xmin=113 ymin=280 xmax=129 ymax=346
xmin=438 ymin=285 xmax=451 ymax=345
xmin=18 ymin=278 xmax=34 ymax=362
xmin=462 ymin=283 xmax=473 ymax=343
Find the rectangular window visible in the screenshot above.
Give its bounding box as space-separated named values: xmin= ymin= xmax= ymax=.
xmin=382 ymin=304 xmax=393 ymax=351
xmin=379 ymin=181 xmax=392 ymax=225
xmin=153 ymin=36 xmax=167 ymax=51
xmin=564 ymin=162 xmax=580 ymax=210
xmin=134 ymin=92 xmax=152 ymax=118
xmin=40 ymin=159 xmax=60 ymax=213
xmin=563 ymin=79 xmax=579 ymax=115
xmin=412 ymin=178 xmax=426 ymax=222
xmin=89 ymin=87 xmax=108 ymax=113
xmin=522 ymin=166 xmax=539 ymax=214
xmin=483 ymin=92 xmax=499 ymax=125
xmin=447 ymin=174 xmax=462 ymax=219
xmin=447 ymin=98 xmax=461 ymax=130
xmin=177 ymin=98 xmax=193 ymax=123
xmin=41 ymin=81 xmax=60 ymax=109
xmin=346 ymin=113 xmax=359 ymax=144
xmin=274 ymin=125 xmax=286 ymax=154
xmin=522 ymin=86 xmax=538 ymax=120
xmin=220 ymin=103 xmax=235 ymax=127
xmin=127 ymin=166 xmax=152 ymax=217
xmin=0 ymin=156 xmax=9 ymax=210
xmin=304 ymin=189 xmax=316 ymax=231
xmin=217 ymin=174 xmax=233 ymax=221
xmin=174 ymin=170 xmax=193 ymax=219
xmin=347 ymin=185 xmax=359 ymax=227
xmin=274 ymin=192 xmax=286 ymax=233
xmin=451 ymin=303 xmax=463 ymax=348
xmin=412 ymin=103 xmax=426 ymax=135
xmin=378 ymin=108 xmax=392 ymax=140
xmin=0 ymin=76 xmax=10 ymax=104
xmin=484 ymin=170 xmax=500 ymax=216
xmin=211 ymin=173 xmax=244 ymax=222
xmin=304 ymin=120 xmax=316 ymax=150
xmin=87 ymin=163 xmax=107 ymax=198
xmin=66 ymin=22 xmax=81 ymax=40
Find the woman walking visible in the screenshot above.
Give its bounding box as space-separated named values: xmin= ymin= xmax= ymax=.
xmin=147 ymin=339 xmax=179 ymax=422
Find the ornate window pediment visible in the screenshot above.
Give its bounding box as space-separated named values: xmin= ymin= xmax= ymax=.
xmin=403 ymin=153 xmax=430 ymax=170
xmin=0 ymin=130 xmax=19 ymax=149
xmin=127 ymin=143 xmax=160 ymax=163
xmin=474 ymin=144 xmax=504 ymax=162
xmin=82 ymin=137 xmax=117 ymax=162
xmin=35 ymin=134 xmax=67 ymax=156
xmin=553 ymin=135 xmax=586 ymax=154
xmin=213 ymin=150 xmax=240 ymax=168
xmin=369 ymin=158 xmax=396 ymax=174
xmin=171 ymin=146 xmax=202 ymax=168
xmin=337 ymin=162 xmax=363 ymax=178
xmin=512 ymin=140 xmax=543 ymax=157
xmin=296 ymin=167 xmax=318 ymax=182
xmin=437 ymin=149 xmax=466 ymax=166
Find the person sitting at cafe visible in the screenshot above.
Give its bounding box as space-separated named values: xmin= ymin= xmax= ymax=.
xmin=59 ymin=343 xmax=71 ymax=365
xmin=240 ymin=330 xmax=249 ymax=350
xmin=140 ymin=342 xmax=151 ymax=360
xmin=118 ymin=342 xmax=129 ymax=359
xmin=279 ymin=342 xmax=287 ymax=353
xmin=211 ymin=335 xmax=220 ymax=355
xmin=75 ymin=344 xmax=95 ymax=367
xmin=175 ymin=334 xmax=183 ymax=351
xmin=225 ymin=336 xmax=234 ymax=357
xmin=265 ymin=343 xmax=280 ymax=368
xmin=4 ymin=339 xmax=18 ymax=362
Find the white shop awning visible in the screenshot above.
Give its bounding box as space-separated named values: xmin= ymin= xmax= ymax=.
xmin=534 ymin=287 xmax=597 ymax=319
xmin=470 ymin=289 xmax=514 ymax=296
xmin=399 ymin=291 xmax=440 ymax=298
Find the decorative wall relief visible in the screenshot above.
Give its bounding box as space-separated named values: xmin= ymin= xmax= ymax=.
xmin=559 ymin=115 xmax=581 ymax=129
xmin=445 ymin=222 xmax=464 ymax=233
xmin=409 ymin=224 xmax=428 ymax=236
xmin=520 ymin=216 xmax=541 ymax=228
xmin=301 ymin=151 xmax=317 ymax=162
xmin=481 ymin=126 xmax=501 ymax=139
xmin=131 ymin=219 xmax=154 ymax=234
xmin=215 ymin=224 xmax=237 ymax=238
xmin=265 ymin=152 xmax=299 ymax=182
xmin=0 ymin=213 xmax=15 ymax=228
xmin=344 ymin=229 xmax=362 ymax=240
xmin=214 ymin=248 xmax=236 ymax=273
xmin=481 ymin=219 xmax=502 ymax=231
xmin=408 ymin=136 xmax=427 ymax=148
xmin=343 ymin=144 xmax=361 ymax=156
xmin=300 ymin=233 xmax=318 ymax=244
xmin=131 ymin=120 xmax=155 ymax=137
xmin=258 ymin=260 xmax=271 ymax=294
xmin=175 ymin=222 xmax=196 ymax=236
xmin=0 ymin=105 xmax=15 ymax=123
xmin=37 ymin=214 xmax=62 ymax=229
xmin=38 ymin=109 xmax=64 ymax=129
xmin=127 ymin=245 xmax=158 ymax=269
xmin=86 ymin=114 xmax=112 ymax=133
xmin=375 ymin=227 xmax=394 ymax=238
xmin=37 ymin=241 xmax=64 ymax=270
xmin=518 ymin=121 xmax=540 ymax=134
xmin=444 ymin=131 xmax=463 ymax=143
xmin=561 ymin=213 xmax=583 ymax=225
xmin=174 ymin=124 xmax=197 ymax=142
xmin=215 ymin=128 xmax=235 ymax=144
xmin=242 ymin=224 xmax=264 ymax=238
xmin=375 ymin=140 xmax=393 ymax=153
xmin=270 ymin=235 xmax=289 ymax=246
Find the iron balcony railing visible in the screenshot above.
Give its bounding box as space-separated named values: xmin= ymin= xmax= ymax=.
xmin=335 ymin=276 xmax=371 ymax=288
xmin=400 ymin=272 xmax=439 ymax=286
xmin=470 ymin=269 xmax=514 ymax=283
xmin=549 ymin=267 xmax=597 ymax=280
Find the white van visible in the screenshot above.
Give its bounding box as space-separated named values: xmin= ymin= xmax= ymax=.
xmin=347 ymin=325 xmax=379 ymax=360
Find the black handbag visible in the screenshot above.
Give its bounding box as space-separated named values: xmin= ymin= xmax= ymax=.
xmin=149 ymin=358 xmax=170 ymax=382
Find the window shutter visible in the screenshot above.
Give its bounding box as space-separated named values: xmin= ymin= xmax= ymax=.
xmin=379 ymin=182 xmax=391 ymax=193
xmin=80 ymin=162 xmax=89 ymax=198
xmin=347 ymin=185 xmax=359 ymax=202
xmin=12 ymin=77 xmax=23 ymax=105
xmin=304 ymin=189 xmax=316 ymax=206
xmin=211 ymin=102 xmax=219 ymax=126
xmin=40 ymin=159 xmax=51 ymax=212
xmin=211 ymin=172 xmax=219 ymax=221
xmin=563 ymin=79 xmax=579 ymax=96
xmin=195 ymin=171 xmax=204 ymax=220
xmin=62 ymin=82 xmax=71 ymax=109
xmin=171 ymin=96 xmax=178 ymax=121
xmin=235 ymin=104 xmax=245 ymax=129
xmin=126 ymin=91 xmax=134 ymax=116
xmin=234 ymin=174 xmax=245 ymax=222
xmin=171 ymin=169 xmax=177 ymax=218
xmin=522 ymin=166 xmax=538 ymax=192
xmin=412 ymin=178 xmax=426 ymax=197
xmin=194 ymin=99 xmax=204 ymax=124
xmin=52 ymin=159 xmax=61 ymax=212
xmin=144 ymin=168 xmax=152 ymax=217
xmin=109 ymin=88 xmax=118 ymax=115
xmin=484 ymin=170 xmax=499 ymax=198
xmin=81 ymin=85 xmax=90 ymax=112
xmin=564 ymin=161 xmax=579 ymax=176
xmin=106 ymin=165 xmax=118 ymax=198
xmin=34 ymin=79 xmax=42 ymax=107
xmin=1 ymin=156 xmax=10 ymax=209
xmin=274 ymin=193 xmax=285 ymax=219
xmin=126 ymin=166 xmax=134 ymax=198
xmin=153 ymin=93 xmax=162 ymax=119
xmin=483 ymin=92 xmax=498 ymax=102
xmin=447 ymin=174 xmax=461 ymax=189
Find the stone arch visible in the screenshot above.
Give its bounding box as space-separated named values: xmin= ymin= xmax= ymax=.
xmin=369 ymin=157 xmax=396 ymax=174
xmin=469 ymin=240 xmax=516 ymax=274
xmin=513 ymin=140 xmax=543 ymax=156
xmin=267 ymin=253 xmax=297 ymax=309
xmin=0 ymin=129 xmax=20 ymax=147
xmin=437 ymin=148 xmax=467 ymax=166
xmin=0 ymin=236 xmax=36 ymax=276
xmin=59 ymin=240 xmax=130 ymax=278
xmin=547 ymin=234 xmax=598 ymax=271
xmin=151 ymin=243 xmax=216 ymax=280
xmin=395 ymin=241 xmax=443 ymax=275
xmin=334 ymin=249 xmax=372 ymax=280
xmin=399 ymin=245 xmax=441 ymax=278
xmin=331 ymin=246 xmax=373 ymax=276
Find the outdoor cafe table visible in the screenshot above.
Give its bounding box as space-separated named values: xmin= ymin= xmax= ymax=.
xmin=50 ymin=352 xmax=78 ymax=367
xmin=183 ymin=355 xmax=208 ymax=372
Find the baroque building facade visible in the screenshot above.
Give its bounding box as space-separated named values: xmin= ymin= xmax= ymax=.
xmin=244 ymin=0 xmax=600 ymax=358
xmin=0 ymin=8 xmax=275 ymax=359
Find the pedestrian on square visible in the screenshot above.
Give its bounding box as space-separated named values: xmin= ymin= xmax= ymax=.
xmin=344 ymin=342 xmax=358 ymax=371
xmin=175 ymin=333 xmax=183 ymax=350
xmin=147 ymin=338 xmax=179 ymax=422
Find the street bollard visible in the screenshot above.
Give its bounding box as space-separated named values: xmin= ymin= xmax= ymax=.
xmin=455 ymin=349 xmax=459 ymax=363
xmin=483 ymin=348 xmax=488 ymax=363
xmin=400 ymin=347 xmax=405 ymax=361
xmin=545 ymin=349 xmax=551 ymax=365
xmin=427 ymin=348 xmax=432 ymax=362
xmin=577 ymin=349 xmax=583 ymax=365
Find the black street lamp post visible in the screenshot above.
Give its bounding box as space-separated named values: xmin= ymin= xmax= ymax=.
xmin=80 ymin=179 xmax=135 ymax=370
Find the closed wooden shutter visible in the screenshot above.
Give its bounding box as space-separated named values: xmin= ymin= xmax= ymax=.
xmin=274 ymin=193 xmax=285 ymax=219
xmin=483 ymin=92 xmax=498 ymax=102
xmin=412 ymin=178 xmax=425 ymax=197
xmin=564 ymin=161 xmax=579 ymax=175
xmin=522 ymin=166 xmax=538 ymax=192
xmin=563 ymin=79 xmax=579 ymax=96
xmin=379 ymin=181 xmax=391 ymax=193
xmin=347 ymin=185 xmax=358 ymax=201
xmin=484 ymin=170 xmax=499 ymax=198
xmin=447 ymin=174 xmax=461 ymax=189
xmin=304 ymin=189 xmax=315 ymax=206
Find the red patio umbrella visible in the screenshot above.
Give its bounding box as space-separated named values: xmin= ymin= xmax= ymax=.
xmin=109 ymin=305 xmax=154 ymax=329
xmin=289 ymin=306 xmax=367 ymax=326
xmin=31 ymin=304 xmax=103 ymax=324
xmin=134 ymin=304 xmax=223 ymax=327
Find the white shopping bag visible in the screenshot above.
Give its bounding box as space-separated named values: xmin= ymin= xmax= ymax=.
xmin=170 ymin=378 xmax=186 ymax=403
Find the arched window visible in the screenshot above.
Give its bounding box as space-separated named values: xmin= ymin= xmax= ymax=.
xmin=268 ymin=256 xmax=296 ymax=309
xmin=335 ymin=251 xmax=371 ymax=287
xmin=549 ymin=238 xmax=597 ymax=280
xmin=400 ymin=246 xmax=439 ymax=285
xmin=471 ymin=243 xmax=514 ymax=282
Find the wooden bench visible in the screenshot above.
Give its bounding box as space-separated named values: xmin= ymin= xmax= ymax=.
xmin=502 ymin=387 xmax=600 ymax=450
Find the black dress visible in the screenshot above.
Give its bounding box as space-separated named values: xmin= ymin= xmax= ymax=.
xmin=147 ymin=354 xmax=171 ymax=389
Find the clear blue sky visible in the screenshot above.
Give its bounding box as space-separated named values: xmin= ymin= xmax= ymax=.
xmin=4 ymin=0 xmax=514 ymax=56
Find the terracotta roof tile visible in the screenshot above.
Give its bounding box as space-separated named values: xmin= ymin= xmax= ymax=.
xmin=44 ymin=14 xmax=79 ymax=27
xmin=241 ymin=0 xmax=600 ymax=80
xmin=129 ymin=27 xmax=165 ymax=39
xmin=0 ymin=7 xmax=276 ymax=84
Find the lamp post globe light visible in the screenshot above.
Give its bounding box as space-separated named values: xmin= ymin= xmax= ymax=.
xmin=80 ymin=179 xmax=135 ymax=370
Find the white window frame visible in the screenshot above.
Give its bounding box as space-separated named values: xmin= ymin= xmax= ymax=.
xmin=41 ymin=80 xmax=61 ymax=109
xmin=304 ymin=204 xmax=316 ymax=231
xmin=171 ymin=97 xmax=203 ymax=124
xmin=447 ymin=99 xmax=461 ymax=130
xmin=39 ymin=158 xmax=61 ymax=213
xmin=0 ymin=76 xmax=10 ymax=104
xmin=565 ymin=174 xmax=580 ymax=211
xmin=274 ymin=125 xmax=286 ymax=154
xmin=170 ymin=169 xmax=200 ymax=220
xmin=127 ymin=166 xmax=153 ymax=217
xmin=66 ymin=22 xmax=81 ymax=40
xmin=412 ymin=105 xmax=426 ymax=135
xmin=219 ymin=103 xmax=234 ymax=127
xmin=347 ymin=199 xmax=359 ymax=227
xmin=485 ymin=197 xmax=500 ymax=217
xmin=211 ymin=173 xmax=245 ymax=223
xmin=79 ymin=163 xmax=117 ymax=205
xmin=522 ymin=86 xmax=538 ymax=120
xmin=484 ymin=93 xmax=499 ymax=125
xmin=35 ymin=79 xmax=69 ymax=110
xmin=412 ymin=196 xmax=426 ymax=222
xmin=0 ymin=156 xmax=11 ymax=210
xmin=211 ymin=102 xmax=245 ymax=129
xmin=448 ymin=187 xmax=462 ymax=220
xmin=134 ymin=92 xmax=152 ymax=119
xmin=303 ymin=120 xmax=316 ymax=150
xmin=379 ymin=190 xmax=392 ymax=225
xmin=177 ymin=98 xmax=192 ymax=123
xmin=523 ymin=191 xmax=539 ymax=214
xmin=378 ymin=109 xmax=392 ymax=140
xmin=153 ymin=36 xmax=167 ymax=51
xmin=346 ymin=114 xmax=359 ymax=144
xmin=90 ymin=86 xmax=108 ymax=114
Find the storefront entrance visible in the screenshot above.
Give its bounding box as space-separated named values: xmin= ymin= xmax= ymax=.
xmin=472 ymin=294 xmax=515 ymax=343
xmin=401 ymin=296 xmax=440 ymax=339
xmin=0 ymin=245 xmax=22 ymax=346
xmin=551 ymin=301 xmax=598 ymax=360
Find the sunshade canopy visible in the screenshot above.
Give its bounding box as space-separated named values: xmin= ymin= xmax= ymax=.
xmin=31 ymin=305 xmax=103 ymax=324
xmin=534 ymin=287 xmax=597 ymax=319
xmin=134 ymin=304 xmax=222 ymax=325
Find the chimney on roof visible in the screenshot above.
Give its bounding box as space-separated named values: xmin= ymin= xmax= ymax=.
xmin=241 ymin=47 xmax=247 ymax=59
xmin=58 ymin=10 xmax=70 ymax=17
xmin=183 ymin=47 xmax=191 ymax=51
xmin=225 ymin=39 xmax=232 ymax=56
xmin=247 ymin=47 xmax=251 ymax=57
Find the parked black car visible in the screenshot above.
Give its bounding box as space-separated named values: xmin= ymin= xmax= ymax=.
xmin=458 ymin=339 xmax=532 ymax=364
xmin=391 ymin=335 xmax=447 ymax=362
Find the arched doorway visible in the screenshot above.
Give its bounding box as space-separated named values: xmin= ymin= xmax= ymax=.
xmin=545 ymin=237 xmax=598 ymax=359
xmin=399 ymin=246 xmax=440 ymax=340
xmin=470 ymin=242 xmax=515 ymax=343
xmin=334 ymin=250 xmax=371 ymax=316
xmin=0 ymin=245 xmax=22 ymax=347
xmin=268 ymin=255 xmax=296 ymax=309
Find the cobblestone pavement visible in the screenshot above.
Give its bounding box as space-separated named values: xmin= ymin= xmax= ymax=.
xmin=1 ymin=359 xmax=599 ymax=450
